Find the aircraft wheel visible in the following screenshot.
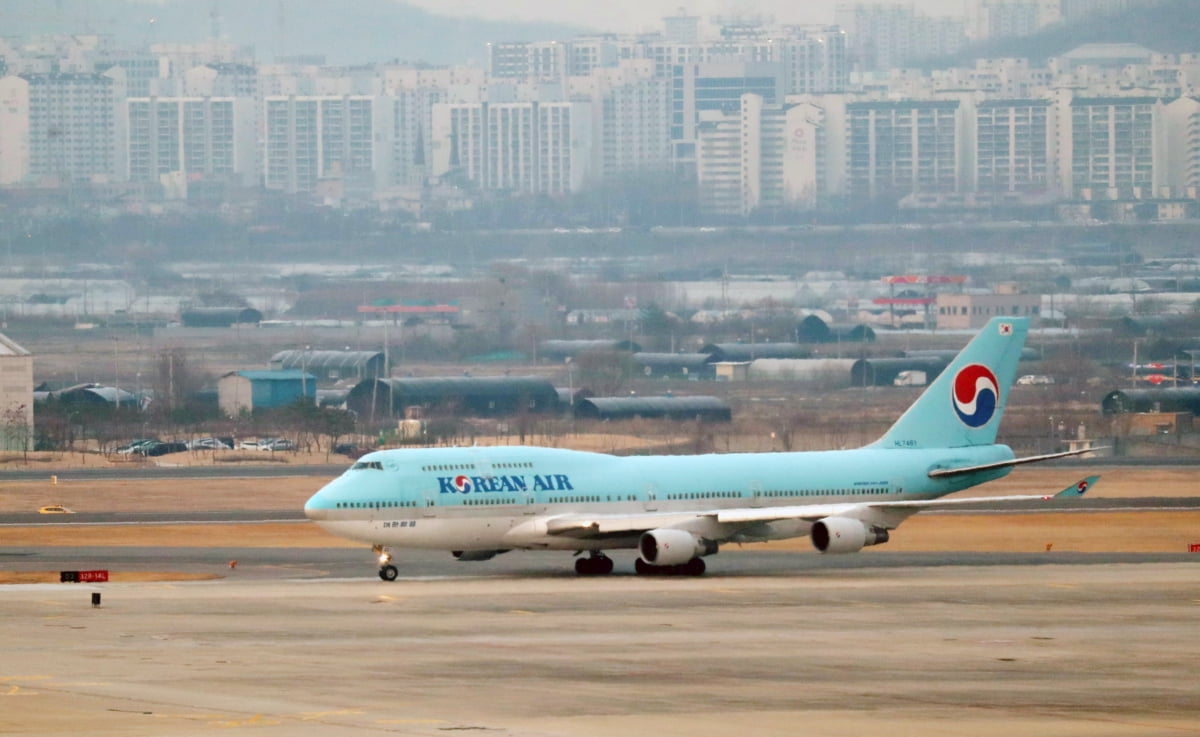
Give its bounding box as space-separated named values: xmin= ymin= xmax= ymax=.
xmin=379 ymin=564 xmax=399 ymax=581
xmin=575 ymin=555 xmax=615 ymax=576
xmin=634 ymin=558 xmax=652 ymax=575
xmin=683 ymin=557 xmax=706 ymax=576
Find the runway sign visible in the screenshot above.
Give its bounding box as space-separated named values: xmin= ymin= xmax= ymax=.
xmin=60 ymin=570 xmax=109 ymax=583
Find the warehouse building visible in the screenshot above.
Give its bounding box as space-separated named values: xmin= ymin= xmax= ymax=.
xmin=575 ymin=396 xmax=731 ymax=422
xmin=218 ymin=370 xmax=316 ymax=416
xmin=345 ymin=376 xmax=560 ymax=420
xmin=0 ymin=332 xmax=32 ymax=450
xmin=270 ymin=350 xmax=387 ymax=382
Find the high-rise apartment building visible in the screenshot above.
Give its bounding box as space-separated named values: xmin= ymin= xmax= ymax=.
xmin=0 ymin=69 xmax=124 ymax=184
xmin=975 ymin=99 xmax=1054 ymax=193
xmin=126 ymin=97 xmax=256 ymax=188
xmin=1066 ymin=96 xmax=1164 ymax=198
xmin=969 ymin=0 xmax=1061 ymax=40
xmin=696 ymin=94 xmax=828 ymax=216
xmin=846 ymin=99 xmax=964 ymax=200
xmin=597 ymin=65 xmax=672 ymax=179
xmin=263 ymin=95 xmax=393 ymax=195
xmin=432 ymin=101 xmax=593 ymax=196
xmin=835 ymin=3 xmax=966 ymax=72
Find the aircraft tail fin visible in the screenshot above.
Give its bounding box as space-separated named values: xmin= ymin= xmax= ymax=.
xmin=870 ymin=317 xmax=1029 ymax=450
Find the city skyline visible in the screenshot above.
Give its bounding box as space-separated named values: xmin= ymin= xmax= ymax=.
xmin=401 ymin=0 xmax=969 ymax=34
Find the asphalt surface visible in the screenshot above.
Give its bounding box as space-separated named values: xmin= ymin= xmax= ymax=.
xmin=2 ymin=545 xmax=1198 ymax=581
xmin=2 ymin=554 xmax=1198 ymax=736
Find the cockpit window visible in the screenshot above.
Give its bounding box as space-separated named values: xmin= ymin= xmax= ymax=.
xmin=351 ymin=461 xmax=383 ymax=470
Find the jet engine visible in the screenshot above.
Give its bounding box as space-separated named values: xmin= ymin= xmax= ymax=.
xmin=810 ymin=517 xmax=890 ymax=554
xmin=638 ymin=529 xmax=718 ymax=566
xmin=451 ymin=549 xmax=510 ymax=562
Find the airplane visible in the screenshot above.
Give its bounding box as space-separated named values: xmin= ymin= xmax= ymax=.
xmin=304 ymin=316 xmax=1098 ymax=579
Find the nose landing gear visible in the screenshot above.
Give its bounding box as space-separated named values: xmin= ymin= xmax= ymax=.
xmin=375 ymin=546 xmax=398 ymax=581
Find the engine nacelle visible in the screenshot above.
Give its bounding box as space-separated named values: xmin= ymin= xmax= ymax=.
xmin=810 ymin=517 xmax=890 ymax=554
xmin=638 ymin=529 xmax=718 ymax=566
xmin=451 ymin=549 xmax=510 ymax=562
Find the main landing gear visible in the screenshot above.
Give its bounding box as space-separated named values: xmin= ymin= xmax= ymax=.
xmin=634 ymin=557 xmax=706 ymax=576
xmin=574 ymin=552 xmax=615 ymax=576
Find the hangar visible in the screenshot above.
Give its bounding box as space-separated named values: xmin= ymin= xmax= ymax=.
xmin=796 ymin=315 xmax=876 ymax=343
xmin=539 ymin=340 xmax=641 ymax=361
xmin=574 ymin=396 xmax=731 ymax=422
xmin=346 ymin=376 xmax=560 ymax=419
xmin=632 ymin=353 xmax=715 ymax=379
xmin=1101 ymin=387 xmax=1200 ymax=415
xmin=850 ymin=357 xmax=949 ymax=386
xmin=700 ymin=343 xmax=810 ymax=361
xmin=270 ymin=350 xmax=387 ymax=382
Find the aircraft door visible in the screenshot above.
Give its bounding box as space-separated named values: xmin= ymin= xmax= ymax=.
xmin=644 ymin=483 xmax=658 ymax=512
xmin=420 ymin=485 xmax=438 ymax=517
xmin=749 ymin=480 xmax=763 ymax=508
xmin=521 ymin=487 xmax=539 ymax=515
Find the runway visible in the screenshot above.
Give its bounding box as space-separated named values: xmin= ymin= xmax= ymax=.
xmin=2 ymin=552 xmax=1197 ymax=736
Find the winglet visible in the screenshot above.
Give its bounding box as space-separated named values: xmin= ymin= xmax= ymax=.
xmin=1052 ymin=475 xmax=1099 ymax=499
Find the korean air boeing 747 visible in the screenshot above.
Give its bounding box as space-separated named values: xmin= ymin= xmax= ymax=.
xmin=304 ymin=316 xmax=1097 ymax=579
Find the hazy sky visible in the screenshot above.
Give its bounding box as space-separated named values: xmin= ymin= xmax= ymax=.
xmin=406 ymin=0 xmax=968 ymax=33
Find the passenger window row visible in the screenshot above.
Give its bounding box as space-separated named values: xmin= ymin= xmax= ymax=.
xmin=336 ymin=500 xmax=416 ymax=508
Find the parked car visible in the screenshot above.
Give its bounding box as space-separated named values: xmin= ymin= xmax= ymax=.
xmin=260 ymin=438 xmax=296 ymax=452
xmin=188 ymin=436 xmax=233 ymax=450
xmin=237 ymin=439 xmax=265 ymax=450
xmin=38 ymin=504 xmax=74 ymax=514
xmin=334 ymin=443 xmax=367 ymax=459
xmin=140 ymin=441 xmax=189 ymax=457
xmin=115 ymin=438 xmax=159 ymax=455
xmin=1016 ymin=374 xmax=1055 ymax=385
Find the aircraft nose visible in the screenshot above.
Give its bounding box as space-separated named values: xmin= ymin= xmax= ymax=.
xmin=304 ymin=493 xmax=329 ymax=521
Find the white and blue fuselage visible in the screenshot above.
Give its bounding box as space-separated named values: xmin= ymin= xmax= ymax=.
xmin=304 ymin=443 xmax=1014 ymax=552
xmin=304 ymin=317 xmax=1095 ymax=577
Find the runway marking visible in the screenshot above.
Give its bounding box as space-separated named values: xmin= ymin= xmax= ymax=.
xmin=4 ymin=685 xmax=38 ymax=696
xmin=1046 ymin=583 xmax=1078 ymax=589
xmin=211 ymin=713 xmax=280 ymax=728
xmin=375 ymin=718 xmax=447 ymax=725
xmin=300 ymin=709 xmax=364 ymax=720
xmin=508 ymin=609 xmax=537 ymax=615
xmin=0 ymin=675 xmax=52 ymax=682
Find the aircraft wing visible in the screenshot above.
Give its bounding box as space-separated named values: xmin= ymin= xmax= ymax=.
xmin=542 ymin=476 xmax=1098 ymax=538
xmin=926 ymin=447 xmax=1100 ymax=478
xmin=716 ymin=475 xmax=1098 ymax=526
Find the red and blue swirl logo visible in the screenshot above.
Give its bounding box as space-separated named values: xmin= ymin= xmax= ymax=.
xmin=952 ymin=364 xmax=999 ymax=427
xmin=453 ymin=474 xmax=473 ymax=494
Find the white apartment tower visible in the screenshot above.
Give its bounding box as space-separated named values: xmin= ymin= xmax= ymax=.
xmin=696 ymin=94 xmax=827 ymax=217
xmin=431 ymin=101 xmax=594 ymax=195
xmin=846 ymin=99 xmax=965 ymax=200
xmin=598 ymin=66 xmax=672 ymax=179
xmin=263 ymin=96 xmax=393 ymax=195
xmin=970 ymin=0 xmax=1061 ymax=40
xmin=126 ymin=97 xmax=257 ymax=188
xmin=0 ymin=69 xmax=125 ymax=184
xmin=975 ymin=99 xmax=1055 ymax=193
xmin=0 ymin=332 xmax=32 ymax=452
xmin=1064 ymin=95 xmax=1166 ymax=198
